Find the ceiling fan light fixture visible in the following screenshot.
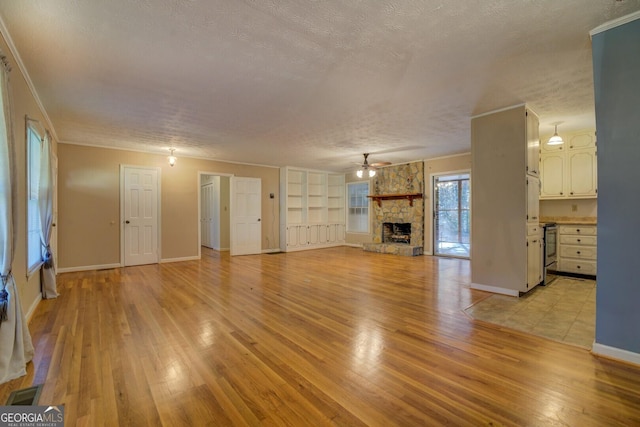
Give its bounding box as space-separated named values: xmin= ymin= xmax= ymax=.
xmin=356 ymin=153 xmax=377 ymax=179
xmin=548 ymin=125 xmax=564 ymax=146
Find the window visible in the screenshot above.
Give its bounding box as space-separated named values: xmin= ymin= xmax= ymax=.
xmin=27 ymin=124 xmax=42 ymax=275
xmin=347 ymin=182 xmax=369 ymax=233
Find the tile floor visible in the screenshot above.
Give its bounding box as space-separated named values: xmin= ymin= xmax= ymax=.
xmin=464 ymin=276 xmax=596 ymax=348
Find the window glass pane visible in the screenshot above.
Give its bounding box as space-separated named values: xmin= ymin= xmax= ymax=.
xmin=347 ymin=182 xmax=369 ymax=233
xmin=27 ymin=125 xmax=42 ymax=274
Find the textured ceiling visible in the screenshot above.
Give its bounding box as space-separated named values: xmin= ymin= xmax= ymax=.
xmin=1 ymin=1 xmax=639 ymax=171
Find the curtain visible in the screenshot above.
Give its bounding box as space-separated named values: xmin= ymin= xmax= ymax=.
xmin=39 ymin=130 xmax=57 ymax=298
xmin=0 ymin=52 xmax=34 ymax=383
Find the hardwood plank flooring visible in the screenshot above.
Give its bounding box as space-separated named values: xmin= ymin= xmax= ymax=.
xmin=2 ymin=247 xmax=640 ymax=426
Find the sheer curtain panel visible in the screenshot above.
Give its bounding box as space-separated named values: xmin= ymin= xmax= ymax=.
xmin=0 ymin=52 xmax=35 ymax=383
xmin=39 ymin=131 xmax=57 ymax=298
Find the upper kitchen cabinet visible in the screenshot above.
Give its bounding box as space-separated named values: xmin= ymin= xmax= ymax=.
xmin=471 ymin=104 xmax=542 ymax=296
xmin=539 ymin=130 xmax=597 ymax=199
xmin=526 ymin=111 xmax=540 ymax=177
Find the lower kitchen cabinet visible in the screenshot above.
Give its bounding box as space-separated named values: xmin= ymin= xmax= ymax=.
xmin=527 ymin=233 xmax=543 ymax=289
xmin=557 ymin=224 xmax=597 ymax=276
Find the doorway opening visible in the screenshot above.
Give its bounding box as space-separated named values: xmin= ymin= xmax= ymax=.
xmin=433 ymin=173 xmax=470 ymax=258
xmin=199 ymin=173 xmax=231 ymax=253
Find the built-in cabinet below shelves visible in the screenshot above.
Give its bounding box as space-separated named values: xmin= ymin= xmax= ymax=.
xmin=540 ymin=131 xmax=597 ymax=199
xmin=280 ymin=167 xmax=345 ymax=252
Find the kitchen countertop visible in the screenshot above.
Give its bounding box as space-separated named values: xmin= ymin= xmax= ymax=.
xmin=540 ymin=216 xmax=597 ymax=225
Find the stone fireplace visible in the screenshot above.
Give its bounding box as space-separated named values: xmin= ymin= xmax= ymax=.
xmin=363 ymin=161 xmax=424 ymax=256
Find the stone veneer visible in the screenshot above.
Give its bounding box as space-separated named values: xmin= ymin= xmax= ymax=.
xmin=363 ymin=161 xmax=424 ymax=256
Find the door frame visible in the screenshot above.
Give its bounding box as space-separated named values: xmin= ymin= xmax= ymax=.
xmin=119 ymin=165 xmax=162 ymax=266
xmin=51 ymin=151 xmax=58 ymax=269
xmin=428 ymin=169 xmax=471 ymax=258
xmin=198 ymin=171 xmax=233 ymax=258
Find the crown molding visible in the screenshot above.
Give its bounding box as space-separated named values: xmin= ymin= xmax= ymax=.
xmin=0 ymin=14 xmax=59 ymax=141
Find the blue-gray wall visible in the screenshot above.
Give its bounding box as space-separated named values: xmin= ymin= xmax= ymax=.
xmin=592 ymin=17 xmax=640 ymax=353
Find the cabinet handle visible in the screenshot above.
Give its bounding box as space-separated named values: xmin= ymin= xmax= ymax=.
xmin=577 ymin=251 xmax=581 ymax=254
xmin=570 ymin=192 xmax=574 ymax=195
xmin=577 ymin=239 xmax=581 ymax=242
xmin=560 ymin=192 xmax=563 ymax=195
xmin=577 ymin=265 xmax=581 ymax=269
xmin=576 ymin=229 xmax=580 ymax=233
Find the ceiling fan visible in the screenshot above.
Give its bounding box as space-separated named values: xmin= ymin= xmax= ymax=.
xmin=356 ymin=153 xmax=391 ymax=178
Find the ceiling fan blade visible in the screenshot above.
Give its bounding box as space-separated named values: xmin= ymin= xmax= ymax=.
xmin=370 ymin=161 xmax=392 ymax=167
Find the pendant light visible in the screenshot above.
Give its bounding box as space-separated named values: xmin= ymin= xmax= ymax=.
xmin=168 ymin=148 xmax=177 ymax=167
xmin=548 ymin=125 xmax=564 ymax=146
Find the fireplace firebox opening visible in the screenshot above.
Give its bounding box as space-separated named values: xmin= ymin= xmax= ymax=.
xmin=382 ymin=222 xmax=412 ymax=244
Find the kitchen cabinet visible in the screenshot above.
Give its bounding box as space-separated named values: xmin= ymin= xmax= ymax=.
xmin=540 ymin=131 xmax=597 ymax=199
xmin=527 ymin=234 xmax=543 ymax=289
xmin=539 ymin=152 xmax=565 ymax=197
xmin=557 ymin=224 xmax=597 ymax=276
xmin=526 ymin=114 xmax=540 ymax=177
xmin=527 ymin=176 xmax=540 ymax=222
xmin=567 ymin=149 xmax=597 ymax=197
xmin=471 ymin=104 xmax=541 ymax=296
xmin=280 ymin=167 xmax=345 ymax=252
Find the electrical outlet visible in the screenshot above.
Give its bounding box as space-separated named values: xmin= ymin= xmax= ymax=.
xmin=572 ymin=204 xmax=578 ymax=212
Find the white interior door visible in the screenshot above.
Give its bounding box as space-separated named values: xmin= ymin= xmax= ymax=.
xmin=230 ymin=176 xmax=261 ymax=256
xmin=211 ymin=178 xmax=220 ymax=250
xmin=123 ymin=166 xmax=159 ymax=266
xmin=201 ymin=184 xmax=211 ymax=248
xmin=201 ymin=182 xmax=220 ymax=249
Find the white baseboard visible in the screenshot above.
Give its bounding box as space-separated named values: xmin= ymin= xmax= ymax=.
xmin=25 ymin=293 xmax=43 ymax=322
xmin=470 ymin=282 xmax=519 ymax=297
xmin=344 ymin=243 xmax=363 ymax=248
xmin=592 ymin=342 xmax=640 ymax=366
xmin=160 ymin=256 xmax=200 ymax=263
xmin=57 ymin=263 xmax=122 ymax=273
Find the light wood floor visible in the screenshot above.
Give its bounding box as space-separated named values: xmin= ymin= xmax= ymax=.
xmin=2 ymin=247 xmax=640 ymax=426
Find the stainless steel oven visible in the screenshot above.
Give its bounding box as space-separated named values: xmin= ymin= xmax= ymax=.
xmin=542 ymin=223 xmax=557 ymax=284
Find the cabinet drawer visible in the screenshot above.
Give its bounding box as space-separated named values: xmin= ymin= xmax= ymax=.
xmin=560 ymin=245 xmax=597 ymax=260
xmin=558 ymin=259 xmax=597 ymax=275
xmin=559 ymin=225 xmax=597 ymax=235
xmin=559 ymin=235 xmax=597 ymax=246
xmin=527 ymin=224 xmax=542 ymax=236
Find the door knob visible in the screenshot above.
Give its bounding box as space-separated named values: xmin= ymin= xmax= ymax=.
xmin=125 ymin=220 xmax=130 ymax=224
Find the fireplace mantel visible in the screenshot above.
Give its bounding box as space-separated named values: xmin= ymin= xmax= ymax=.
xmin=367 ymin=193 xmax=423 ymax=207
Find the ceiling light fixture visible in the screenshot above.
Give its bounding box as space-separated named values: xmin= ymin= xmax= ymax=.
xmin=356 ymin=168 xmax=376 ymax=178
xmin=548 ymin=124 xmax=564 ymax=146
xmin=357 ymin=153 xmax=377 ymax=178
xmin=168 ymin=148 xmax=177 ymax=167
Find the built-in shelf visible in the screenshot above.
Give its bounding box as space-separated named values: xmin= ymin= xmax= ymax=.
xmin=367 ymin=193 xmax=423 ymax=207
